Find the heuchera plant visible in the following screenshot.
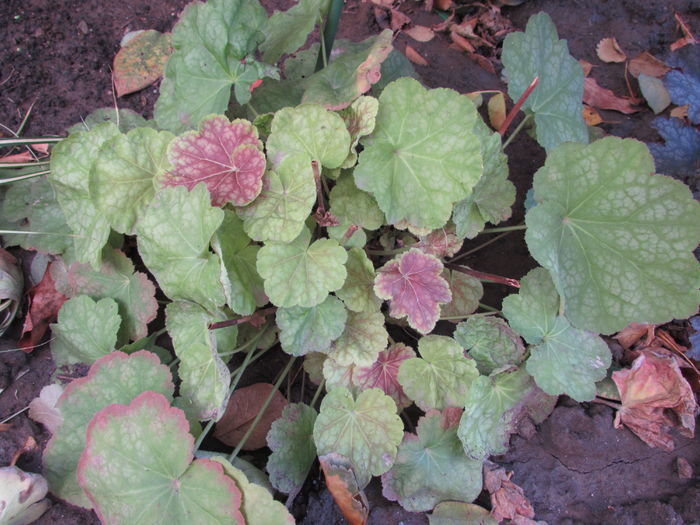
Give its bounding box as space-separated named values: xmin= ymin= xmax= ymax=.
xmin=2 ymin=1 xmax=700 ymax=522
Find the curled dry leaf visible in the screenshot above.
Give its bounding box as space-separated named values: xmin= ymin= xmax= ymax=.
xmin=596 ymin=37 xmax=627 ymax=63
xmin=19 ymin=266 xmax=66 ymax=351
xmin=213 ymin=382 xmax=288 ymax=450
xmin=319 ymin=453 xmax=369 ymax=525
xmin=582 ymin=105 xmax=603 ymax=125
xmin=404 ymin=25 xmax=435 ymax=43
xmin=628 ymin=52 xmax=671 ymax=78
xmin=404 ymin=45 xmax=429 ymax=66
xmin=484 ymin=461 xmax=536 ymax=523
xmin=28 ymin=384 xmax=64 ymax=434
xmin=450 ymin=31 xmax=475 ymax=53
xmin=583 ymin=76 xmax=639 ymax=114
xmin=670 ymin=12 xmax=698 ymax=52
xmin=613 ymin=322 xmax=655 ymax=350
xmin=612 ymin=351 xmax=698 ymax=451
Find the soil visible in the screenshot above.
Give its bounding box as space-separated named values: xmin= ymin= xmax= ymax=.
xmin=1 ymin=0 xmax=699 ymax=524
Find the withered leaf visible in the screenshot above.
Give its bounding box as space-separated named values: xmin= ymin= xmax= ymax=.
xmin=583 ymin=77 xmax=639 ymax=114
xmin=404 ymin=45 xmax=428 ymax=67
xmin=596 ymin=37 xmax=627 ymax=63
xmin=319 ymin=453 xmax=369 ymax=525
xmin=484 ymin=461 xmax=536 ymax=523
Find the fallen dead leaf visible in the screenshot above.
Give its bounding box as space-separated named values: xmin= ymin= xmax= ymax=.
xmin=488 ymin=92 xmax=506 ymax=130
xmin=582 ymin=105 xmax=603 ymax=125
xmin=614 ymin=322 xmax=655 ymax=350
xmin=596 ymin=37 xmax=627 ymax=63
xmin=390 ymin=9 xmax=410 ymax=31
xmin=579 ymin=59 xmax=594 ymax=77
xmin=213 ymin=382 xmax=288 ymax=450
xmin=484 ymin=461 xmax=536 ymax=523
xmin=434 ymin=0 xmax=452 ymax=10
xmin=404 ymin=25 xmax=435 ymax=43
xmin=676 ymin=456 xmax=693 ymax=479
xmin=583 ymin=76 xmax=639 ymax=114
xmin=670 ymin=12 xmax=698 ymax=51
xmin=612 ymin=350 xmax=698 ymax=451
xmin=450 ymin=31 xmax=475 ymax=53
xmin=31 ymin=143 xmax=50 ymax=155
xmin=670 ymin=105 xmax=689 ymax=118
xmin=0 ymin=151 xmax=36 ymax=163
xmin=469 ymin=53 xmax=496 ymax=74
xmin=404 ymin=45 xmax=428 ymax=66
xmin=28 ymin=384 xmax=64 ymax=435
xmin=320 ymin=453 xmax=369 ymax=525
xmin=628 ymin=52 xmax=671 ymax=78
xmin=18 ymin=266 xmax=67 ymax=351
xmin=10 ymin=437 xmax=38 ymax=467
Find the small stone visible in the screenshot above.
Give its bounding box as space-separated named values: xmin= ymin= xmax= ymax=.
xmin=676 ymin=456 xmax=693 ymax=479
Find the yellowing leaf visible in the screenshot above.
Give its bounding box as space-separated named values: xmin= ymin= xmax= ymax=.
xmin=113 ymin=30 xmax=172 ymax=97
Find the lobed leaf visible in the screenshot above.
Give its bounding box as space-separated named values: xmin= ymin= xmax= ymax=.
xmin=313 ymin=387 xmax=403 ymax=487
xmin=277 ymin=295 xmax=347 ymax=356
xmin=328 ymin=309 xmax=388 ymax=367
xmin=648 ymin=117 xmax=700 ymax=178
xmin=329 ymin=172 xmax=384 ymax=231
xmin=336 ymin=247 xmax=381 ymax=313
xmin=665 ymin=69 xmax=700 ymax=124
xmin=454 ymin=316 xmax=526 ymax=375
xmin=260 ymin=0 xmax=323 ymax=64
xmin=352 ymin=343 xmax=416 ymax=409
xmin=525 ymin=137 xmax=700 ymax=334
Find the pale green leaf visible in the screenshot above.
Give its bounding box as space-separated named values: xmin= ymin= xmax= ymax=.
xmin=137 ymin=184 xmax=225 ymax=310
xmin=354 ymin=78 xmax=482 ymax=229
xmin=329 ymin=172 xmax=384 ymax=230
xmin=50 ymin=296 xmax=121 ymax=368
xmin=440 ymin=270 xmax=483 ymax=319
xmin=266 ymin=403 xmax=318 ymax=494
xmin=260 ymin=0 xmax=322 ymax=63
xmin=256 ymin=228 xmax=347 ymax=308
xmin=525 ymin=137 xmax=700 ymax=334
xmin=166 ymin=301 xmax=237 ymax=421
xmin=501 ymin=12 xmax=588 ymax=151
xmin=0 ymin=466 xmax=50 ymax=525
xmin=322 ymin=356 xmax=357 ymax=391
xmin=429 ymin=501 xmax=497 ymax=525
xmin=212 ymin=210 xmax=266 ymax=315
xmin=454 ymin=316 xmax=526 ymax=375
xmin=336 ymin=247 xmax=381 ymax=312
xmin=50 ymin=247 xmax=158 ymax=342
xmin=277 ymin=295 xmax=347 ymax=356
xmin=67 ymin=107 xmax=153 ymax=134
xmin=501 ymin=267 xmax=559 ymax=344
xmin=49 ymin=123 xmax=120 ymax=268
xmin=237 ymin=153 xmax=316 ymax=243
xmin=78 ymin=392 xmax=245 ymax=524
xmin=266 ymin=104 xmax=351 ymax=169
xmin=313 ymin=387 xmax=403 ymax=487
xmin=43 ymin=351 xmax=173 ymax=508
xmin=328 ymin=309 xmax=388 ymax=367
xmin=382 ymin=410 xmax=483 ymax=512
xmin=398 ymin=335 xmax=479 ymax=411
xmin=90 ymin=127 xmax=173 ymax=234
xmin=327 ymin=221 xmax=367 ymax=248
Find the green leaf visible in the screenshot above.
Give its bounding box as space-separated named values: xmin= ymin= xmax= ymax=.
xmin=154 ymin=0 xmax=275 ymax=133
xmin=354 ymin=78 xmax=482 ymax=229
xmin=501 ymin=12 xmax=588 ymax=152
xmin=266 ymin=403 xmax=318 ymax=494
xmin=382 ymin=410 xmax=483 ymax=512
xmin=327 ymin=221 xmax=367 ymax=248
xmin=525 ymin=137 xmax=700 ymax=334
xmin=212 ymin=210 xmax=266 ymax=315
xmin=440 ymin=270 xmax=483 ymax=319
xmin=457 ymin=368 xmax=533 ymax=460
xmin=302 ymin=31 xmax=394 ymax=110
xmin=50 ymin=296 xmax=121 ymax=368
xmin=1 ymin=174 xmax=73 ymax=255
xmin=266 ymin=105 xmax=351 ymax=169
xmin=67 ymin=108 xmax=154 ymax=134
xmin=429 ymin=501 xmax=497 ymax=525
xmin=452 ymin=119 xmax=514 ymax=238
xmin=398 ymin=335 xmax=479 ymax=411
xmin=49 ymin=123 xmax=120 ymax=268
xmin=277 ymin=295 xmax=347 ymax=356
xmin=329 ymin=172 xmax=384 ymax=230
xmin=90 ymin=127 xmax=173 ymax=234
xmin=43 ymin=351 xmax=174 ymax=508
xmin=338 ymin=96 xmax=379 ymax=168
xmin=322 ymin=356 xmax=357 ymax=391
xmin=260 ymin=0 xmax=322 ymax=64
xmin=454 ymin=316 xmax=526 ymax=375
xmin=78 ymin=392 xmax=245 ymax=524
xmin=328 ymin=309 xmax=388 ymax=367
xmin=137 ymin=184 xmax=225 ymax=310
xmin=336 ymin=247 xmax=381 ymax=312
xmin=50 ymin=248 xmax=158 ymax=342
xmin=502 ymin=268 xmax=611 ymax=401
xmin=237 ymin=153 xmax=316 ymax=243
xmin=166 ymin=301 xmax=237 ymax=421
xmin=313 ymin=387 xmax=403 ymax=487
xmin=256 ymin=228 xmax=347 ymax=308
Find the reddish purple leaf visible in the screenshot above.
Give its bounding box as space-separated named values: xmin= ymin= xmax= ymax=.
xmin=352 ymin=344 xmax=416 ymax=409
xmin=165 ymin=115 xmax=266 ymax=207
xmin=374 ymin=249 xmax=451 ymax=335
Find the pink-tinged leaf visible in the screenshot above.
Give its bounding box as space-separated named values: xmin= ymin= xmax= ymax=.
xmin=414 ymin=227 xmax=463 ymax=258
xmin=352 ymin=344 xmax=416 ymax=409
xmin=374 ymin=249 xmax=451 ymax=334
xmin=165 ymin=115 xmax=266 ymax=207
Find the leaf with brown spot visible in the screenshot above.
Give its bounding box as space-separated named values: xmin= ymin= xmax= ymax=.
xmin=484 ymin=461 xmax=535 ymax=523
xmin=319 ymin=453 xmax=369 ymax=525
xmin=19 ymin=267 xmax=66 ymax=351
xmin=583 ymin=76 xmax=639 ymax=114
xmin=405 ymin=25 xmax=435 ymax=42
xmin=113 ymin=30 xmax=172 ymax=97
xmin=628 ymin=52 xmax=671 ymax=78
xmin=213 ymin=383 xmax=288 ymax=450
xmin=596 ymin=37 xmax=627 ymax=63
xmin=612 ymin=350 xmax=698 ymax=451
xmin=404 ymin=45 xmax=428 ymax=66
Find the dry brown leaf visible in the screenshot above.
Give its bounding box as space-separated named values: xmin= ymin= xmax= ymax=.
xmin=670 ymin=12 xmax=698 ymax=51
xmin=404 ymin=25 xmax=435 ymax=43
xmin=31 ymin=143 xmax=50 ymax=155
xmin=450 ymin=31 xmax=475 ymax=53
xmin=10 ymin=437 xmax=38 ymax=467
xmin=583 ymin=77 xmax=639 ymax=114
xmin=320 ymin=453 xmax=369 ymax=525
xmin=484 ymin=461 xmax=535 ymax=523
xmin=0 ymin=151 xmax=36 ymax=163
xmin=28 ymin=384 xmax=64 ymax=435
xmin=404 ymin=45 xmax=428 ymax=66
xmin=578 ymin=59 xmax=594 ymax=77
xmin=434 ymin=0 xmax=452 ymax=10
xmin=612 ymin=350 xmax=698 ymax=451
xmin=614 ymin=322 xmax=655 ymax=350
xmin=596 ymin=37 xmax=627 ymax=63
xmin=390 ymin=9 xmax=411 ymax=31
xmin=677 ymin=456 xmax=693 ymax=479
xmin=670 ymin=105 xmax=689 ymax=118
xmin=19 ymin=266 xmax=67 ymax=351
xmin=488 ymin=92 xmax=506 ymax=130
xmin=213 ymin=382 xmax=288 ymax=450
xmin=470 ymin=53 xmax=496 ymax=74
xmin=628 ymin=52 xmax=671 ymax=78
xmin=582 ymin=105 xmax=603 ymax=125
